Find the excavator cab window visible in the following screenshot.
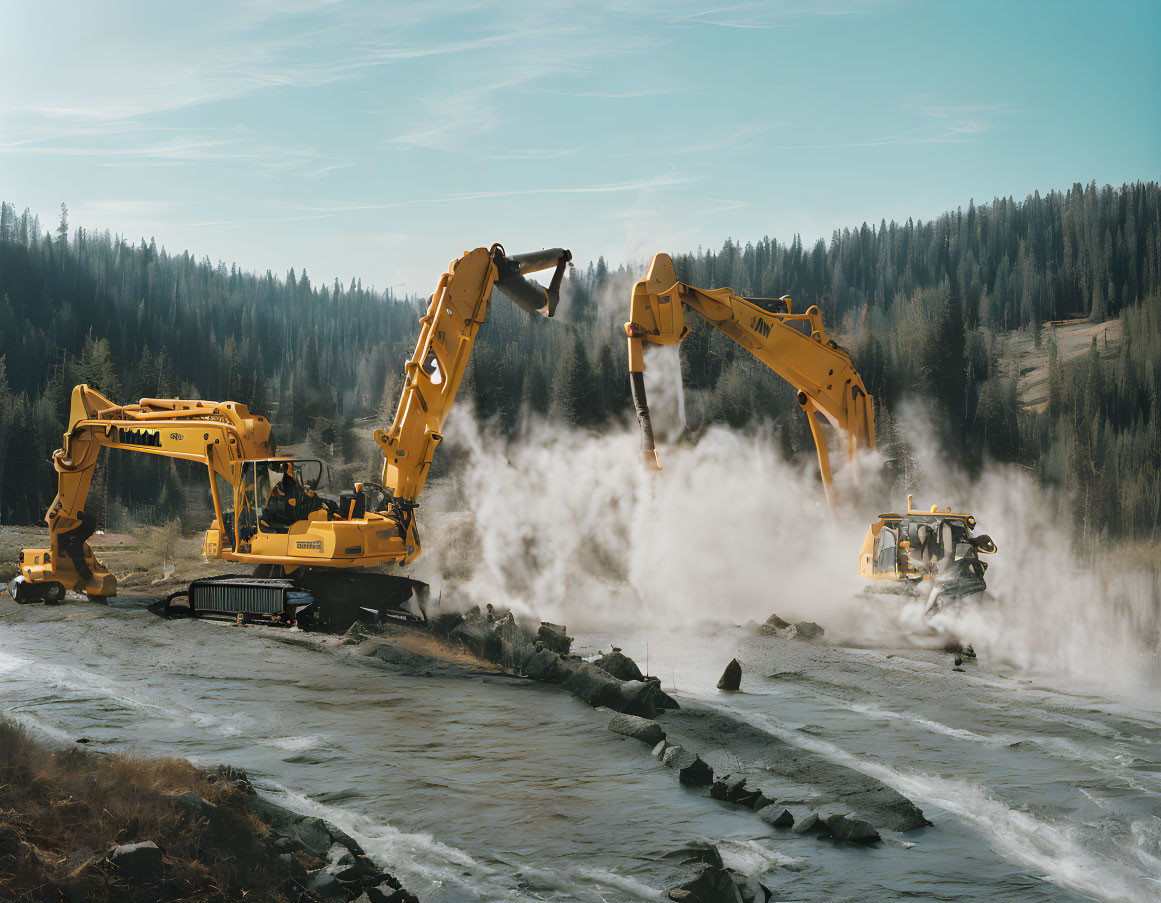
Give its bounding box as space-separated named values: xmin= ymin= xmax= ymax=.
xmin=249 ymin=459 xmax=332 ymax=534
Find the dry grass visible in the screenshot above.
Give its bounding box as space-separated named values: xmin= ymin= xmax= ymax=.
xmin=0 ymin=718 xmax=311 ymax=902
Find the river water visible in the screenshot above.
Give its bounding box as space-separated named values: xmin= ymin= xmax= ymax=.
xmin=0 ymin=597 xmax=1159 ymax=902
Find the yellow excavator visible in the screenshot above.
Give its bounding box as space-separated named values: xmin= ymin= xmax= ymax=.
xmin=625 ymin=252 xmax=874 ymax=510
xmin=624 ymin=252 xmax=995 ymax=609
xmin=11 ymin=244 xmax=572 ymax=629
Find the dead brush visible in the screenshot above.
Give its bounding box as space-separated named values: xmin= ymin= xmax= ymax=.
xmin=0 ymin=718 xmax=308 ymax=901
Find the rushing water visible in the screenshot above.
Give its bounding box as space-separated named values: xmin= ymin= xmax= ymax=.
xmin=0 ymin=597 xmax=1158 ymax=902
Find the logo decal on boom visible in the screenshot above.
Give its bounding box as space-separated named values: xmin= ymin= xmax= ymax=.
xmin=118 ymin=427 xmax=161 ymax=447
xmin=296 ymin=539 xmax=323 ymax=551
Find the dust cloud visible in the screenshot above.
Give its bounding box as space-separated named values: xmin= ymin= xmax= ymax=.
xmin=418 ymin=388 xmax=1159 ymax=693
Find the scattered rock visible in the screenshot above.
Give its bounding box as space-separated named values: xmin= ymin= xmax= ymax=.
xmin=953 ymin=654 xmax=964 ymax=667
xmin=521 ymin=648 xmax=575 ymax=683
xmin=108 ymin=841 xmax=163 ymax=884
xmin=494 ymin=613 xmax=537 ymax=671
xmin=306 ymin=869 xmax=348 ymax=900
xmin=360 ymin=885 xmax=410 ymax=903
xmin=717 ymin=658 xmax=742 ymax=691
xmin=594 ymin=650 xmax=645 ymax=682
xmin=791 ymin=621 xmax=825 ymax=640
xmin=710 ymin=774 xmax=749 ymax=803
xmin=756 ymin=613 xmax=790 ymax=636
xmin=537 ymin=621 xmax=573 ymax=655
xmin=291 ymin=816 xmax=335 ymax=856
xmin=277 ymin=852 xmax=306 ymax=878
xmin=757 ymin=805 xmax=794 ymax=828
xmin=449 ymin=616 xmax=502 ymax=661
xmin=170 ymin=791 xmax=217 ymax=823
xmin=428 ymin=611 xmax=464 ymax=638
xmin=791 ymin=812 xmax=829 ymax=835
xmin=608 ymin=712 xmax=665 ymax=745
xmin=561 ymin=663 xmax=672 ymax=717
xmin=662 ymin=747 xmax=714 ymax=787
xmin=756 ymin=614 xmax=825 ymax=641
xmin=652 ymin=739 xmax=669 ymax=760
xmin=669 ymin=843 xmax=724 ymax=869
xmin=668 ymin=864 xmax=744 ymax=903
xmin=825 ymin=814 xmax=880 ymax=844
xmin=730 ymin=869 xmax=770 ymax=903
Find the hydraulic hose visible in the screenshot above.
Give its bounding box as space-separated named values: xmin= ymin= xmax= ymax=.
xmin=629 ymin=371 xmax=661 ymax=470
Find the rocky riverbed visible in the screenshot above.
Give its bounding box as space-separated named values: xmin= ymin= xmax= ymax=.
xmin=1 ymin=586 xmax=1156 ymax=901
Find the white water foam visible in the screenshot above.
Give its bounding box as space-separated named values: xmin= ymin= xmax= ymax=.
xmin=255 ymin=784 xmax=664 ymax=902
xmin=712 ymin=703 xmax=1160 ymax=903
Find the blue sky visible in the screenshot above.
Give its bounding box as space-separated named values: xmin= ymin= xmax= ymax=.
xmin=1 ymin=0 xmax=1158 ymax=294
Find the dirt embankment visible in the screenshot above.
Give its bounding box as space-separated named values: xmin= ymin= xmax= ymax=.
xmin=0 ymin=717 xmax=415 ymax=903
xmin=998 ymin=318 xmax=1122 ymax=411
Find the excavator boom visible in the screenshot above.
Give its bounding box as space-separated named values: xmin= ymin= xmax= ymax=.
xmin=625 ymin=252 xmax=873 ymax=510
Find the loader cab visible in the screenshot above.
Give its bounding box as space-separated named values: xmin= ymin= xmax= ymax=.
xmin=858 ymin=497 xmax=996 ymax=583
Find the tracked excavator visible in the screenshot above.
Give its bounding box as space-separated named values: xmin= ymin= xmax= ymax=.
xmin=624 ymin=252 xmax=996 ymax=611
xmin=11 ymin=244 xmax=572 ymax=630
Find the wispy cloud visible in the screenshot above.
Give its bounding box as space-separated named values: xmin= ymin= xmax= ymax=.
xmin=709 ymin=198 xmax=750 ymax=212
xmin=488 ymin=148 xmax=581 ymax=160
xmin=289 ymin=173 xmax=699 ymax=214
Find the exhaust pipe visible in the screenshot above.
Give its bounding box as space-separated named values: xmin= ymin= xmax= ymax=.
xmin=492 ymin=247 xmax=572 ymax=317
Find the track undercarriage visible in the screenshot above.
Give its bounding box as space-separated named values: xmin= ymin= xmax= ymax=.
xmin=162 ymin=568 xmax=428 ymax=632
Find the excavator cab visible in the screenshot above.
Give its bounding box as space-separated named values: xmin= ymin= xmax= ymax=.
xmin=234 ymin=459 xmax=334 ymax=538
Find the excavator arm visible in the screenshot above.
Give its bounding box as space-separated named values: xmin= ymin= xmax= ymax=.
xmin=374 ymin=244 xmax=571 ymax=506
xmin=11 ymin=385 xmax=274 ymax=602
xmin=625 ymin=252 xmax=874 ymax=511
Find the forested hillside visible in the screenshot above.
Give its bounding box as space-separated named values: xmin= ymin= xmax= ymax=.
xmin=0 ymin=180 xmax=1158 ymax=540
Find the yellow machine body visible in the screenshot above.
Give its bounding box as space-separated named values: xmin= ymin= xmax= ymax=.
xmin=15 ymin=244 xmax=571 ymax=606
xmin=625 ymin=252 xmax=875 ymax=510
xmin=624 ymin=253 xmax=995 ymax=594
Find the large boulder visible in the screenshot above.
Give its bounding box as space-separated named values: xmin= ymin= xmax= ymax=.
xmin=668 ymin=864 xmax=744 ymax=903
xmin=662 ymin=746 xmax=714 ymax=787
xmin=109 ymin=841 xmax=163 ymax=884
xmin=757 ymin=805 xmax=794 ymax=828
xmin=594 ymin=649 xmax=645 ymax=682
xmin=608 ymin=712 xmax=665 ymax=745
xmin=731 ymin=870 xmax=771 ymax=903
xmin=716 ymin=658 xmax=742 ymax=691
xmin=306 ymin=869 xmax=348 ymax=901
xmin=669 ymin=843 xmax=724 ymax=869
xmin=791 ymin=812 xmax=829 ymax=835
xmin=710 ymin=774 xmax=749 ymax=803
xmin=449 ymin=617 xmax=503 ymax=661
xmin=756 ymin=613 xmax=825 ymax=641
xmin=756 ymin=613 xmax=790 ymax=636
xmin=825 ymin=813 xmax=880 ymax=844
xmin=791 ymin=621 xmax=825 ymax=640
xmin=494 ymin=613 xmax=537 ymax=671
xmin=537 ymin=622 xmax=573 ymax=655
xmin=428 ymin=611 xmax=464 ymax=638
xmin=521 ymin=649 xmax=577 ymax=683
xmin=561 ymin=663 xmax=667 ymax=717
